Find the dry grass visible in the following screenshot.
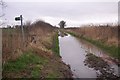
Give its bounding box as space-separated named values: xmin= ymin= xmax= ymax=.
xmin=2 ymin=20 xmax=54 ymax=63
xmin=2 ymin=20 xmax=73 ymax=78
xmin=67 ymin=26 xmax=119 ymax=47
xmin=66 ymin=25 xmax=119 ymax=60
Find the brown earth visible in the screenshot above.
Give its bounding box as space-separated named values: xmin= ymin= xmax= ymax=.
xmin=84 ymin=53 xmax=119 ymax=80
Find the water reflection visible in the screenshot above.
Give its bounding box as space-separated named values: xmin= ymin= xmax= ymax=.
xmin=59 ymin=34 xmax=119 ymax=79
xmin=59 ymin=34 xmax=97 ymax=78
xmin=75 ymin=38 xmax=119 ymax=76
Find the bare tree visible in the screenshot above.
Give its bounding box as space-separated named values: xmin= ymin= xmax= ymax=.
xmin=58 ymin=20 xmax=66 ymax=28
xmin=0 ymin=0 xmax=7 ymax=26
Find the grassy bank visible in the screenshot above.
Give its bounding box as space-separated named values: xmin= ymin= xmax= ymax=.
xmin=3 ymin=50 xmax=48 ymax=78
xmin=52 ymin=32 xmax=60 ymax=56
xmin=67 ymin=31 xmax=120 ymax=60
xmin=3 ymin=20 xmax=73 ymax=78
xmin=3 ymin=30 xmax=73 ymax=78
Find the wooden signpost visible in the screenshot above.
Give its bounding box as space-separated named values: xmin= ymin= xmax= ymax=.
xmin=15 ymin=15 xmax=25 ymax=46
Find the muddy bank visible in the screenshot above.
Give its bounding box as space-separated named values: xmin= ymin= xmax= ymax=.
xmin=3 ymin=42 xmax=73 ymax=79
xmin=31 ymin=40 xmax=73 ymax=79
xmin=40 ymin=55 xmax=73 ymax=79
xmin=84 ymin=53 xmax=119 ymax=80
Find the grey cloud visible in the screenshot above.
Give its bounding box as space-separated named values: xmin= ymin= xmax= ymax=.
xmin=4 ymin=2 xmax=117 ymax=27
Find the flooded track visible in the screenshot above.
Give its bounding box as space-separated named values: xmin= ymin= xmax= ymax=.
xmin=59 ymin=34 xmax=119 ymax=79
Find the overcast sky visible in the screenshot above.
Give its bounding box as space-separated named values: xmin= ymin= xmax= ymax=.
xmin=1 ymin=0 xmax=119 ymax=27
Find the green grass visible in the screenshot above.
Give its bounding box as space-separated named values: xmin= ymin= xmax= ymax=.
xmin=31 ymin=65 xmax=43 ymax=77
xmin=82 ymin=36 xmax=119 ymax=58
xmin=46 ymin=71 xmax=60 ymax=80
xmin=52 ymin=32 xmax=60 ymax=56
xmin=47 ymin=73 xmax=58 ymax=78
xmin=3 ymin=51 xmax=48 ymax=77
xmin=68 ymin=31 xmax=120 ymax=60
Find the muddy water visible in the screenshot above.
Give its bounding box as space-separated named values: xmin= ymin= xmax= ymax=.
xmin=58 ymin=34 xmax=119 ymax=78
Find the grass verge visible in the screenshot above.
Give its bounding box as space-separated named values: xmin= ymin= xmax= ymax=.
xmin=3 ymin=50 xmax=48 ymax=78
xmin=52 ymin=32 xmax=60 ymax=56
